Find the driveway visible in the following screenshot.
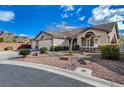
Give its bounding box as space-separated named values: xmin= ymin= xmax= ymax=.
xmin=0 ymin=51 xmax=93 ymax=87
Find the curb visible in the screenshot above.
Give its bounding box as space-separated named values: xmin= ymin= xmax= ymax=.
xmin=0 ymin=60 xmax=124 ymax=87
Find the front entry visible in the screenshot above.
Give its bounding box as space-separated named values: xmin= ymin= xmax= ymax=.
xmin=81 ymin=31 xmax=100 ymax=48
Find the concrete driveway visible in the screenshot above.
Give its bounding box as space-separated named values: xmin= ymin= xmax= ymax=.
xmin=0 ymin=51 xmax=93 ymax=87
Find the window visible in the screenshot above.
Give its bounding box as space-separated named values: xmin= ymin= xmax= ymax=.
xmin=95 ymin=39 xmax=98 ymax=44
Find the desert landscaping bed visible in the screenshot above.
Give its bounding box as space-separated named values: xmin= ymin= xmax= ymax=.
xmin=13 ymin=52 xmax=124 ymax=85
xmin=81 ymin=53 xmax=124 ymax=84
xmin=14 ymin=54 xmax=69 ymax=69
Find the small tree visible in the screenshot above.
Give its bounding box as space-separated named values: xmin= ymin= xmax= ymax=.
xmin=69 ymin=34 xmax=74 ymax=56
xmin=0 ymin=38 xmax=4 ymax=42
xmin=59 ymin=24 xmax=76 ymax=56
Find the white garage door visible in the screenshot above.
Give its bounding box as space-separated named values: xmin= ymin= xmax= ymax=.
xmin=120 ymin=41 xmax=124 ymax=52
xmin=38 ymin=39 xmax=52 ymax=50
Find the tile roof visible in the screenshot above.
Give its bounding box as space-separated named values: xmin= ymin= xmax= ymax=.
xmin=35 ymin=22 xmax=118 ymax=39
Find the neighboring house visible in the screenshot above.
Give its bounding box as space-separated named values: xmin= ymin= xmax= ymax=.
xmin=32 ymin=22 xmax=119 ymax=50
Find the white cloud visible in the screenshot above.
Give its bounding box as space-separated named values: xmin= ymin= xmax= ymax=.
xmin=64 ymin=26 xmax=77 ymax=29
xmin=88 ymin=5 xmax=124 ymax=30
xmin=79 ymin=16 xmax=85 ymax=21
xmin=61 ymin=13 xmax=73 ymax=18
xmin=19 ymin=34 xmax=28 ymax=37
xmin=76 ymin=8 xmax=82 ymax=15
xmin=56 ymin=22 xmax=77 ymax=31
xmin=0 ymin=11 xmax=15 ymax=22
xmin=60 ymin=5 xmax=74 ymax=12
xmin=60 ymin=5 xmax=74 ymax=18
xmin=61 ymin=13 xmax=69 ymax=18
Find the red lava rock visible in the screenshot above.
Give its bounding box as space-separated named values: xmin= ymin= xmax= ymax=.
xmin=59 ymin=56 xmax=69 ymax=60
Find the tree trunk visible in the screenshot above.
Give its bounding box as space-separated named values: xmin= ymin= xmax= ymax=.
xmin=69 ymin=37 xmax=73 ymax=56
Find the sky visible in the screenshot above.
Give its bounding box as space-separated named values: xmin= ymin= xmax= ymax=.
xmin=0 ymin=5 xmax=124 ymax=38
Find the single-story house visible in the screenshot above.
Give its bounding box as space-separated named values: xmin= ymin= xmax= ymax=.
xmin=32 ymin=22 xmax=119 ymax=50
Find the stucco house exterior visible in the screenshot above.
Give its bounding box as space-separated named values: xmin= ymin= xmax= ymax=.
xmin=32 ymin=22 xmax=119 ymax=50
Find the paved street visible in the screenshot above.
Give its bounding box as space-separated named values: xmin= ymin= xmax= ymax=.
xmin=0 ymin=51 xmax=93 ymax=87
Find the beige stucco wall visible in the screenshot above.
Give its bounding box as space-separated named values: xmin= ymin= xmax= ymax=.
xmin=108 ymin=26 xmax=118 ymax=44
xmin=36 ymin=32 xmax=52 ymax=40
xmin=77 ymin=30 xmax=108 ymax=46
xmin=31 ymin=40 xmax=36 ymax=49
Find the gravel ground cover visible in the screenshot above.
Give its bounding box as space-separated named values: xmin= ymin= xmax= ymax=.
xmin=14 ymin=52 xmax=124 ymax=84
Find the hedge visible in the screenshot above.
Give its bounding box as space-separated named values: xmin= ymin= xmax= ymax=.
xmin=50 ymin=46 xmax=68 ymax=51
xmin=50 ymin=45 xmax=79 ymax=51
xmin=100 ymin=44 xmax=119 ymax=60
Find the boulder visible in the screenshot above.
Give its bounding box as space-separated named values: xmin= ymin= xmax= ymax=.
xmin=84 ymin=60 xmax=92 ymax=65
xmin=82 ymin=52 xmax=87 ymax=56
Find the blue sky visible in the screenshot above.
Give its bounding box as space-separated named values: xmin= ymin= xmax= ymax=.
xmin=0 ymin=5 xmax=124 ymax=37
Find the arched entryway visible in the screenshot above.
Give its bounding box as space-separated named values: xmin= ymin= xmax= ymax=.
xmin=81 ymin=31 xmax=100 ymax=48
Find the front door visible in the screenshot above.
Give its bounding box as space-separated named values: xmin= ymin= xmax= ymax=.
xmin=90 ymin=37 xmax=94 ymax=46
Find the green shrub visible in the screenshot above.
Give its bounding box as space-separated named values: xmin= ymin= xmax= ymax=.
xmin=19 ymin=49 xmax=31 ymax=57
xmin=50 ymin=46 xmax=55 ymax=51
xmin=54 ymin=46 xmax=63 ymax=51
xmin=40 ymin=47 xmax=48 ymax=53
xmin=72 ymin=45 xmax=79 ymax=50
xmin=50 ymin=46 xmax=69 ymax=51
xmin=4 ymin=47 xmax=13 ymax=50
xmin=100 ymin=44 xmax=119 ymax=60
xmin=63 ymin=46 xmax=69 ymax=50
xmin=0 ymin=38 xmax=4 ymax=42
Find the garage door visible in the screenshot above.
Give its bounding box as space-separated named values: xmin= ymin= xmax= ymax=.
xmin=38 ymin=39 xmax=52 ymax=50
xmin=120 ymin=41 xmax=124 ymax=52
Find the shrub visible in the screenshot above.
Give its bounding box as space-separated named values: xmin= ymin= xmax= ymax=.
xmin=50 ymin=46 xmax=69 ymax=51
xmin=0 ymin=38 xmax=4 ymax=42
xmin=72 ymin=45 xmax=79 ymax=51
xmin=40 ymin=47 xmax=48 ymax=53
xmin=100 ymin=44 xmax=119 ymax=60
xmin=50 ymin=45 xmax=62 ymax=51
xmin=54 ymin=46 xmax=63 ymax=51
xmin=50 ymin=46 xmax=55 ymax=51
xmin=4 ymin=47 xmax=13 ymax=50
xmin=19 ymin=49 xmax=31 ymax=57
xmin=63 ymin=46 xmax=69 ymax=50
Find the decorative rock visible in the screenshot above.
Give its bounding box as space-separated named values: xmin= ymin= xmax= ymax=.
xmin=59 ymin=56 xmax=69 ymax=60
xmin=84 ymin=60 xmax=92 ymax=65
xmin=32 ymin=52 xmax=38 ymax=56
xmin=82 ymin=52 xmax=87 ymax=56
xmin=66 ymin=61 xmax=80 ymax=71
xmin=77 ymin=58 xmax=85 ymax=64
xmin=75 ymin=67 xmax=92 ymax=75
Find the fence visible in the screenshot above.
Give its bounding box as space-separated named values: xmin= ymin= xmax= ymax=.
xmin=0 ymin=43 xmax=31 ymax=51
